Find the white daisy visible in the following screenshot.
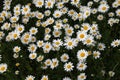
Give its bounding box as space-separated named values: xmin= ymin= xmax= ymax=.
xmin=29 ymin=53 xmax=37 ymax=60
xmin=60 ymin=53 xmax=69 ymax=62
xmin=0 ymin=63 xmax=7 ymax=73
xmin=77 ymin=49 xmax=88 ymax=61
xmin=77 ymin=73 xmax=87 ymax=80
xmin=93 ymin=51 xmax=101 ymax=59
xmin=64 ymin=62 xmax=74 ymax=72
xmin=25 ymin=75 xmax=35 ymax=80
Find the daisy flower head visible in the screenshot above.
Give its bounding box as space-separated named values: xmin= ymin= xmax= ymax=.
xmin=21 ymin=5 xmax=31 ymax=15
xmin=64 ymin=62 xmax=74 ymax=72
xmin=45 ymin=0 xmax=54 ymax=9
xmin=97 ymin=43 xmax=106 ymax=50
xmin=41 ymin=75 xmax=48 ymax=80
xmin=98 ymin=4 xmax=109 ymax=13
xmin=111 ymin=39 xmax=120 ymax=47
xmin=0 ymin=63 xmax=7 ymax=73
xmin=29 ymin=53 xmax=37 ymax=60
xmin=83 ymin=35 xmax=94 ymax=46
xmin=28 ymin=44 xmax=37 ymax=53
xmin=15 ymin=24 xmax=25 ymax=33
xmin=25 ymin=75 xmax=35 ymax=80
xmin=64 ymin=38 xmax=76 ymax=50
xmin=71 ymin=0 xmax=80 ymax=6
xmin=43 ymin=42 xmax=52 ymax=53
xmin=93 ymin=51 xmax=101 ymax=59
xmin=36 ymin=55 xmax=44 ymax=62
xmin=11 ymin=31 xmax=20 ymax=40
xmin=77 ymin=31 xmax=87 ymax=41
xmin=77 ymin=49 xmax=88 ymax=61
xmin=29 ymin=27 xmax=38 ymax=35
xmin=53 ymin=10 xmax=62 ymax=18
xmin=44 ymin=59 xmax=52 ymax=66
xmin=13 ymin=46 xmax=21 ymax=53
xmin=60 ymin=53 xmax=69 ymax=62
xmin=34 ymin=0 xmax=44 ymax=8
xmin=77 ymin=62 xmax=87 ymax=71
xmin=77 ymin=73 xmax=87 ymax=80
xmin=10 ymin=16 xmax=19 ymax=23
xmin=50 ymin=58 xmax=59 ymax=69
xmin=116 ymin=9 xmax=120 ymax=17
xmin=53 ymin=39 xmax=63 ymax=47
xmin=37 ymin=40 xmax=44 ymax=48
xmin=63 ymin=77 xmax=71 ymax=80
xmin=53 ymin=30 xmax=62 ymax=38
xmin=65 ymin=27 xmax=74 ymax=36
xmin=81 ymin=23 xmax=91 ymax=32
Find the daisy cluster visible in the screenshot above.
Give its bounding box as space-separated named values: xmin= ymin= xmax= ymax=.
xmin=0 ymin=0 xmax=120 ymax=80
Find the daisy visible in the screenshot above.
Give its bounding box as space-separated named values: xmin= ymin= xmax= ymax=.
xmin=0 ymin=63 xmax=7 ymax=73
xmin=116 ymin=9 xmax=120 ymax=17
xmin=0 ymin=16 xmax=5 ymax=23
xmin=47 ymin=17 xmax=54 ymax=25
xmin=35 ymin=0 xmax=44 ymax=8
xmin=109 ymin=71 xmax=115 ymax=77
xmin=21 ymin=5 xmax=31 ymax=15
xmin=97 ymin=43 xmax=106 ymax=50
xmin=64 ymin=38 xmax=76 ymax=50
xmin=65 ymin=27 xmax=74 ymax=36
xmin=45 ymin=28 xmax=51 ymax=34
xmin=45 ymin=0 xmax=54 ymax=8
xmin=111 ymin=39 xmax=120 ymax=47
xmin=56 ymin=2 xmax=64 ymax=9
xmin=77 ymin=73 xmax=87 ymax=80
xmin=81 ymin=23 xmax=91 ymax=32
xmin=14 ymin=4 xmax=21 ymax=12
xmin=60 ymin=53 xmax=69 ymax=62
xmin=25 ymin=75 xmax=35 ymax=80
xmin=37 ymin=40 xmax=44 ymax=48
xmin=29 ymin=53 xmax=37 ymax=60
xmin=77 ymin=62 xmax=87 ymax=71
xmin=77 ymin=49 xmax=88 ymax=61
xmin=29 ymin=27 xmax=38 ymax=35
xmin=11 ymin=31 xmax=20 ymax=40
xmin=68 ymin=9 xmax=75 ymax=17
xmin=44 ymin=10 xmax=51 ymax=16
xmin=15 ymin=24 xmax=24 ymax=33
xmin=41 ymin=75 xmax=48 ymax=80
xmin=53 ymin=39 xmax=63 ymax=47
xmin=36 ymin=55 xmax=44 ymax=62
xmin=53 ymin=10 xmax=62 ymax=18
xmin=1 ymin=22 xmax=11 ymax=30
xmin=10 ymin=16 xmax=19 ymax=23
xmin=64 ymin=62 xmax=74 ymax=72
xmin=44 ymin=34 xmax=51 ymax=41
xmin=43 ymin=42 xmax=52 ymax=53
xmin=54 ymin=22 xmax=63 ymax=30
xmin=36 ymin=12 xmax=44 ymax=19
xmin=28 ymin=44 xmax=37 ymax=53
xmin=50 ymin=58 xmax=59 ymax=69
xmin=63 ymin=77 xmax=71 ymax=80
xmin=53 ymin=30 xmax=62 ymax=37
xmin=71 ymin=0 xmax=80 ymax=6
xmin=61 ymin=7 xmax=68 ymax=14
xmin=98 ymin=4 xmax=109 ymax=13
xmin=93 ymin=51 xmax=101 ymax=59
xmin=77 ymin=31 xmax=87 ymax=41
xmin=83 ymin=35 xmax=94 ymax=46
xmin=13 ymin=46 xmax=21 ymax=53
xmin=44 ymin=59 xmax=52 ymax=66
